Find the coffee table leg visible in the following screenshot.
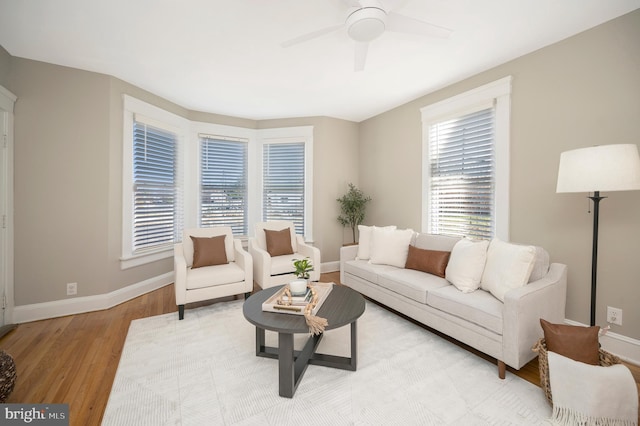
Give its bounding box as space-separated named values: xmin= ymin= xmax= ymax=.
xmin=255 ymin=327 xmax=266 ymax=356
xmin=350 ymin=320 xmax=357 ymax=370
xmin=278 ymin=332 xmax=295 ymax=398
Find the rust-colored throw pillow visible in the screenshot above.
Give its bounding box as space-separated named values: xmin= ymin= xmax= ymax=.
xmin=540 ymin=318 xmax=600 ymax=365
xmin=190 ymin=235 xmax=228 ymax=268
xmin=264 ymin=228 xmax=294 ymax=257
xmin=404 ymin=245 xmax=451 ymax=278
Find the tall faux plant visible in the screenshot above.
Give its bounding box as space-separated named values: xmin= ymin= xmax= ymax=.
xmin=337 ymin=183 xmax=372 ymax=244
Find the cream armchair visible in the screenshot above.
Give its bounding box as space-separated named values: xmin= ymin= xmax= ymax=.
xmin=248 ymin=221 xmax=320 ymax=289
xmin=174 ymin=227 xmax=253 ymax=320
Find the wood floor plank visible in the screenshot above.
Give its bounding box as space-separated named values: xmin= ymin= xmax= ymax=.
xmin=0 ymin=272 xmax=637 ymax=425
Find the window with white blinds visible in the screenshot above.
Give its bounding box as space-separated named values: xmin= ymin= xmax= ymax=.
xmin=262 ymin=142 xmax=305 ymax=235
xmin=200 ymin=137 xmax=248 ymax=235
xmin=428 ymin=108 xmax=495 ymax=239
xmin=132 ymin=121 xmax=181 ymax=252
xmin=421 ymin=76 xmax=512 ymax=241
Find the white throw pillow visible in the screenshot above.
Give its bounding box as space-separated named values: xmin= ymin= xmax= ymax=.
xmin=356 ymin=225 xmax=396 ymax=260
xmin=480 ymin=238 xmax=536 ymax=301
xmin=369 ymin=228 xmax=414 ymax=268
xmin=445 ymin=238 xmax=489 ymax=293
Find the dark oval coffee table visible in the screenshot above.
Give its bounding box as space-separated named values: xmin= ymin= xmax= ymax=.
xmin=243 ymin=283 xmax=365 ymax=398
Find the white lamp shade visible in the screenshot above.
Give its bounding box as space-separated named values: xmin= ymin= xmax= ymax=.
xmin=556 ymin=144 xmax=640 ymax=193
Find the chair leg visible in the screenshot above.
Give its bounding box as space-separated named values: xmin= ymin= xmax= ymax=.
xmin=178 ymin=305 xmax=185 ymax=320
xmin=244 ymin=292 xmax=251 ymax=299
xmin=498 ymin=360 xmax=506 ymax=379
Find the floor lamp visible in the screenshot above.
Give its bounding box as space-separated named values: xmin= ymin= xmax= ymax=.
xmin=556 ymin=144 xmax=640 ymax=326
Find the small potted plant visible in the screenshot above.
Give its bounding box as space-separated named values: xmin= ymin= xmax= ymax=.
xmin=337 ymin=183 xmax=372 ymax=244
xmin=290 ymin=258 xmax=314 ymax=295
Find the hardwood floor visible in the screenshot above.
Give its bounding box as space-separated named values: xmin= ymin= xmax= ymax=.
xmin=1 ymin=271 xmax=638 ymax=425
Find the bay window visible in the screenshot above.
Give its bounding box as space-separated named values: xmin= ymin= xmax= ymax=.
xmin=122 ymin=95 xmax=313 ymax=268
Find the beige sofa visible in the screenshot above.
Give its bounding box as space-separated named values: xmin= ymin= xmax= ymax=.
xmin=340 ymin=230 xmax=567 ymax=378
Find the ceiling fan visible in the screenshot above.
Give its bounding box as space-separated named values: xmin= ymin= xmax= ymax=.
xmin=282 ymin=0 xmax=453 ymax=71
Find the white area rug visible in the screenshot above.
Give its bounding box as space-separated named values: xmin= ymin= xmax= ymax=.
xmin=103 ymin=299 xmax=552 ymax=425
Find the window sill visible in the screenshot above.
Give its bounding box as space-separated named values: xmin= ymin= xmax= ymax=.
xmin=120 ymin=248 xmax=173 ymax=270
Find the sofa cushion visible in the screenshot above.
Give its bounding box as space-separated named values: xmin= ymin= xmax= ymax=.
xmin=357 ymin=225 xmax=396 ymax=260
xmin=343 ymin=259 xmax=398 ymax=284
xmin=377 ymin=268 xmax=449 ymax=304
xmin=414 ymin=233 xmax=460 ymax=252
xmin=529 ymin=246 xmax=550 ymax=283
xmin=190 ymin=235 xmax=228 ymax=268
xmin=369 ymin=227 xmax=415 ymax=268
xmin=186 ymin=262 xmax=246 ymax=290
xmin=269 ymin=253 xmax=298 ymax=276
xmin=427 ymin=286 xmax=504 ymax=335
xmin=445 ymin=239 xmax=489 ymax=293
xmin=481 ymin=238 xmax=537 ymax=302
xmin=405 ymin=245 xmax=450 ymax=278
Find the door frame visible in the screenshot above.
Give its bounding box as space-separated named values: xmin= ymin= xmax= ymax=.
xmin=0 ymin=85 xmax=17 ymax=326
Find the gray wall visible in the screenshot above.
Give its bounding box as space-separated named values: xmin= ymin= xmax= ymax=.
xmin=9 ymin=59 xmax=112 ymax=305
xmin=4 ymin=58 xmax=360 ymax=305
xmin=360 ymin=10 xmax=640 ymax=338
xmin=0 ymin=45 xmax=10 ymax=86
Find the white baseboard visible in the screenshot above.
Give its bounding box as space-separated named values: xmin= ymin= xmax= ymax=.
xmin=12 ymin=262 xmax=341 ymax=324
xmin=12 ymin=272 xmax=173 ymax=324
xmin=320 ymin=261 xmax=340 ymax=274
xmin=565 ymin=319 xmax=640 ymax=366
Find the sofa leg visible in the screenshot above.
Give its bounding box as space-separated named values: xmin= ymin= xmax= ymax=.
xmin=498 ymin=360 xmax=506 ymax=379
xmin=244 ymin=292 xmax=251 ymax=299
xmin=178 ymin=305 xmax=184 ymax=320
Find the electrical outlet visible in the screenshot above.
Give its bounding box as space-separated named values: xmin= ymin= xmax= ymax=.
xmin=66 ymin=282 xmax=77 ymax=296
xmin=606 ymin=306 xmax=622 ymax=326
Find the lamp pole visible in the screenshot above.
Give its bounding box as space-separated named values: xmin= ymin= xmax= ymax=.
xmin=588 ymin=191 xmax=605 ymax=327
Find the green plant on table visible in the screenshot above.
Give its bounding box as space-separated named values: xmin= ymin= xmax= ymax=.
xmin=293 ymin=258 xmax=314 ymax=280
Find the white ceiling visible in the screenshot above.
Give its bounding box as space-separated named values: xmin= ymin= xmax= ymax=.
xmin=0 ymin=0 xmax=638 ymax=122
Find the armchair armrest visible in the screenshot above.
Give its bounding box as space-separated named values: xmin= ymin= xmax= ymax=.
xmin=174 ymin=243 xmax=188 ymax=305
xmin=340 ymin=244 xmax=359 ymax=284
xmin=502 ymin=263 xmax=568 ymax=368
xmin=295 ymin=235 xmax=321 ymax=281
xmin=248 ymin=238 xmax=271 ymax=288
xmin=233 ymin=239 xmax=253 ymax=291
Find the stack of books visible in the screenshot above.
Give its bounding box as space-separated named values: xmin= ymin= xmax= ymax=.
xmin=281 ymin=288 xmax=312 ymax=305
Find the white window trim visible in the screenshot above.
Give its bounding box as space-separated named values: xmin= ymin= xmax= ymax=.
xmin=258 ymin=126 xmax=314 ymax=242
xmin=420 ymin=76 xmax=512 ymax=240
xmin=121 ymin=95 xmax=189 ymax=269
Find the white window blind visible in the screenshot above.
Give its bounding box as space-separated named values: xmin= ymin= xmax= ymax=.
xmin=263 ymin=142 xmax=305 ymax=234
xmin=199 ymin=137 xmax=248 ymax=235
xmin=132 ymin=121 xmax=181 ymax=252
xmin=428 ymin=107 xmax=495 ymax=239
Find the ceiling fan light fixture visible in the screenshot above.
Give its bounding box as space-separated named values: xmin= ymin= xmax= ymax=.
xmin=346 ymin=7 xmax=387 ymax=42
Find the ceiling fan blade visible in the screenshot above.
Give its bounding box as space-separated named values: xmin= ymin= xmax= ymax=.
xmin=281 ymin=24 xmax=344 ymax=48
xmin=386 ymin=12 xmax=453 ymax=39
xmin=354 ymin=41 xmax=369 ymax=72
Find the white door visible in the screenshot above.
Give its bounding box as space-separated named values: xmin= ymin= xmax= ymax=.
xmin=0 ymin=86 xmax=16 ymax=327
